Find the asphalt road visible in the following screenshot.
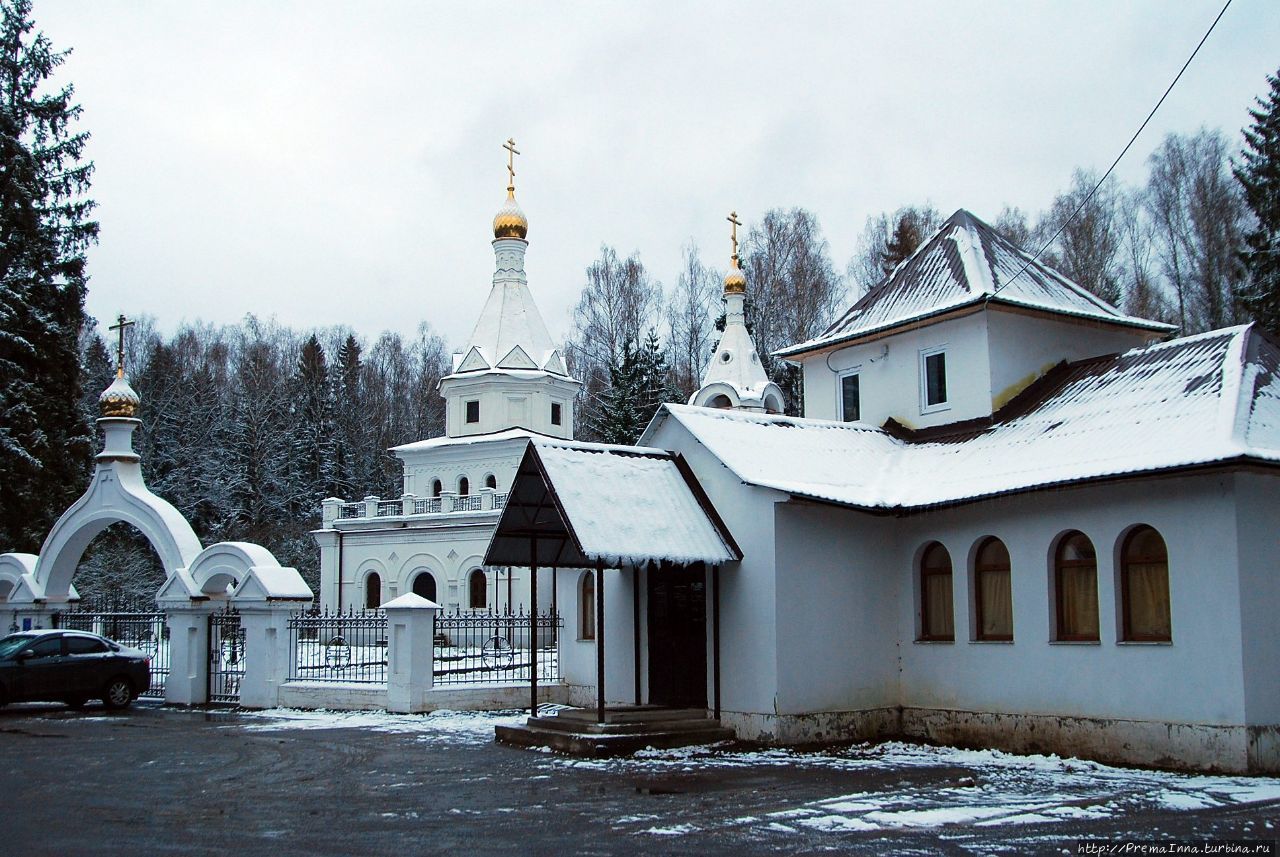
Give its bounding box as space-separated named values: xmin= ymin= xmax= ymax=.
xmin=1 ymin=701 xmax=1277 ymax=856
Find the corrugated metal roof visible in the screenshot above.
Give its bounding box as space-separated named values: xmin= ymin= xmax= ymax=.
xmin=778 ymin=210 xmax=1174 ymax=357
xmin=659 ymin=325 xmax=1280 ymax=510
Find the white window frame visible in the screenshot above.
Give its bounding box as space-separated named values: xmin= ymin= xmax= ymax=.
xmin=836 ymin=367 xmax=862 ymax=423
xmin=919 ymin=345 xmax=950 ymax=414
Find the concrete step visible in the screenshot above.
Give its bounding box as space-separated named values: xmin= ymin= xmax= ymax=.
xmin=526 ymin=715 xmax=729 ymax=736
xmin=556 ymin=706 xmax=708 ymax=725
xmin=495 ymin=721 xmax=736 ymax=758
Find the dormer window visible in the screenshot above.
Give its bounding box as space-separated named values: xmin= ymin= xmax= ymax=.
xmin=465 ymin=400 xmax=480 ymax=423
xmin=840 ymin=372 xmax=861 ymax=422
xmin=920 ymin=347 xmax=948 ymax=413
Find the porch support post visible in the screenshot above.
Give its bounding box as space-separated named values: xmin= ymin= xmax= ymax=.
xmin=596 ymin=559 xmax=606 ymax=724
xmin=712 ymin=563 xmax=721 ymax=721
xmin=529 ymin=536 xmax=538 ymax=715
xmin=632 ymin=564 xmax=641 ymax=705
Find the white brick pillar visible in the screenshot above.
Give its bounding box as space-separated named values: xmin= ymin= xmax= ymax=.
xmin=163 ymin=601 xmax=218 ymax=706
xmin=236 ymin=601 xmax=305 ymax=709
xmin=384 ymin=593 xmax=441 ymax=713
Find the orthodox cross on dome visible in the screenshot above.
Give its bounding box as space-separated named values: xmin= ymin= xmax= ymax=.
xmin=108 ymin=314 xmax=135 ymax=379
xmin=727 ymin=211 xmax=742 ymax=266
xmin=503 ymin=137 xmax=520 ymax=193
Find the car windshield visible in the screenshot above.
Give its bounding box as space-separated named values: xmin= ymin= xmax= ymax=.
xmin=0 ymin=634 xmax=38 ymax=658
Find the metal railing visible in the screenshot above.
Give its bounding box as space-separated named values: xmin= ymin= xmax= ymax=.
xmin=433 ymin=608 xmax=561 ymax=686
xmin=52 ymin=595 xmax=170 ymax=699
xmin=208 ymin=606 xmax=244 ymax=705
xmin=339 ymin=502 xmax=363 ymax=519
xmin=493 ymin=492 xmax=509 ymax=509
xmin=288 ymin=607 xmax=388 ymax=684
xmin=457 ymin=495 xmax=482 ymax=512
xmin=413 ymin=497 xmax=443 ymax=514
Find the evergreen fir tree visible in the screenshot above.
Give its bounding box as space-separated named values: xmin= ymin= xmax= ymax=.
xmin=290 ymin=334 xmax=336 ymax=509
xmin=1236 ymin=67 xmax=1280 ymax=334
xmin=593 ymin=330 xmax=677 ymax=445
xmin=0 ymin=0 xmax=97 ymax=551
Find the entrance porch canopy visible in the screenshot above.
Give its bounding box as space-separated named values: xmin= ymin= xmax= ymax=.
xmin=484 ymin=438 xmax=741 ymax=724
xmin=483 ymin=439 xmax=741 ymax=570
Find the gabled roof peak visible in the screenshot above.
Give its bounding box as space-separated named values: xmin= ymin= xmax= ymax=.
xmin=778 ymin=208 xmax=1175 ymax=358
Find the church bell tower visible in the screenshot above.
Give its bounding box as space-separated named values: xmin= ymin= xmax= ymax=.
xmin=438 ymin=139 xmax=580 ymax=439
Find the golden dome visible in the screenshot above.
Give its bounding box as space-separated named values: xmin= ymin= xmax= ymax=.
xmin=99 ymin=374 xmax=140 ymax=418
xmin=493 ymin=189 xmax=528 ymax=240
xmin=724 ymin=258 xmax=747 ymax=295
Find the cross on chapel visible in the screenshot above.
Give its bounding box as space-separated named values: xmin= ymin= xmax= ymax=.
xmin=504 ymin=137 xmax=520 ymax=191
xmin=727 ymin=211 xmax=742 ymax=264
xmin=109 ymin=314 xmax=135 ymax=378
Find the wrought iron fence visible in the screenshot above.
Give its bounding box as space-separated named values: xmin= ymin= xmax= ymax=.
xmin=433 ymin=608 xmax=561 ymax=686
xmin=53 ymin=594 xmax=169 ymax=699
xmin=288 ymin=607 xmax=388 ymax=684
xmin=208 ymin=606 xmax=244 ymax=705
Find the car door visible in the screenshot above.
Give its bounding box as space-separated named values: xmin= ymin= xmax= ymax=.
xmin=14 ymin=635 xmax=66 ymax=701
xmin=63 ymin=634 xmax=112 ymax=696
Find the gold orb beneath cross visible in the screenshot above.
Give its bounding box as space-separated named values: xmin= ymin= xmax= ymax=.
xmin=724 ymin=268 xmax=747 ymax=294
xmin=99 ymin=375 xmax=141 ymax=418
xmin=493 ymin=191 xmax=528 ymax=240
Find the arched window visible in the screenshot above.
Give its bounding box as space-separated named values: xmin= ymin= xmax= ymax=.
xmin=707 ymin=394 xmax=733 ymax=409
xmin=919 ymin=542 xmax=954 ymax=641
xmin=431 ymin=479 xmax=442 ymax=498
xmin=458 ymin=477 xmax=470 ymax=496
xmin=468 ymin=569 xmax=487 ymax=610
xmin=579 ymin=572 xmax=596 ymax=641
xmin=1055 ymin=532 xmax=1098 ymax=641
xmin=412 ymin=571 xmax=437 ymax=602
xmin=974 ymin=537 xmax=1013 ymax=641
xmin=364 ymin=573 xmax=381 ymax=609
xmin=484 ymin=474 xmax=497 ymax=490
xmin=1121 ymin=526 xmax=1171 ymax=642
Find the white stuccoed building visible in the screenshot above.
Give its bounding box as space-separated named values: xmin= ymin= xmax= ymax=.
xmin=488 ymin=208 xmax=1280 ymax=772
xmin=314 ymin=173 xmax=577 ymax=615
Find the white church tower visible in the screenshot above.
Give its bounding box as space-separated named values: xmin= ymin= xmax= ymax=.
xmin=438 ymin=138 xmax=579 ymax=439
xmin=690 ymin=211 xmax=784 ymax=414
xmin=316 ymin=140 xmax=578 ymax=614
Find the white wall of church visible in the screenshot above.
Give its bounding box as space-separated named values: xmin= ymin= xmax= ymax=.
xmin=1234 ymin=471 xmax=1280 ymax=739
xmin=646 ymin=421 xmax=783 ymax=719
xmin=984 ymin=310 xmax=1156 ymax=409
xmin=896 ymin=473 xmax=1247 ymax=727
xmin=773 ymin=502 xmax=899 ymax=716
xmin=801 ymin=312 xmax=992 ymax=430
xmin=557 ymin=566 xmax=638 ymax=707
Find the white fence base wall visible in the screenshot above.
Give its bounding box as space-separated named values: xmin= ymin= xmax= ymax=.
xmin=279 ymin=682 xmax=389 ymax=711
xmin=276 ymin=681 xmax=570 ymax=713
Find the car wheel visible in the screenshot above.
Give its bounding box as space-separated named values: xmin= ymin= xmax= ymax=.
xmin=64 ymin=697 xmax=87 ymax=710
xmin=101 ymin=677 xmax=133 ymax=710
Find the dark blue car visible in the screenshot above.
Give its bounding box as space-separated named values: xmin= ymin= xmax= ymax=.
xmin=0 ymin=629 xmax=150 ymax=710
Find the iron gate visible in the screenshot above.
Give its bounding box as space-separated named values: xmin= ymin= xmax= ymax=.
xmin=207 ymin=606 xmax=244 ymax=705
xmin=52 ymin=595 xmax=170 ymax=699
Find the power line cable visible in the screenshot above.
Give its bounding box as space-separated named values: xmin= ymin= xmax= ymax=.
xmin=991 ymin=0 xmax=1234 ymax=297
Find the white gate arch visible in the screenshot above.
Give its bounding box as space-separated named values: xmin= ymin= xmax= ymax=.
xmin=29 ymin=452 xmax=203 ymax=603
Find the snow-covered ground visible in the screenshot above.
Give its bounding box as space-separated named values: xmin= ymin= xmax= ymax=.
xmin=232 ymin=707 xmax=1280 ymax=837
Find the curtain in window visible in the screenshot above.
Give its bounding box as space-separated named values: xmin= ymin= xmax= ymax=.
xmin=979 ymin=569 xmax=1012 ymax=638
xmin=1126 ymin=561 xmax=1171 ymax=639
xmin=580 ymin=574 xmax=596 ymax=640
xmin=1058 ymin=565 xmax=1098 ymax=639
xmin=923 ymin=572 xmax=954 ymax=638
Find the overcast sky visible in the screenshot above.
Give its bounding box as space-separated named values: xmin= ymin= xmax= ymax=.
xmin=36 ymin=1 xmax=1280 ymax=350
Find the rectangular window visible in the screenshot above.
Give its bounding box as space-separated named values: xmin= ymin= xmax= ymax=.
xmin=840 ymin=373 xmax=860 ymax=422
xmin=465 ymin=400 xmax=480 ymax=424
xmin=551 ymin=402 xmax=562 ymax=426
xmin=976 ymin=569 xmax=1012 ymax=640
xmin=921 ymin=348 xmax=948 ymax=411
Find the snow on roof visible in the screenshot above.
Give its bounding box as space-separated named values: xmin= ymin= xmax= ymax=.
xmin=531 ymin=440 xmax=739 ymax=566
xmin=658 ymin=325 xmax=1280 ymax=510
xmin=486 ymin=439 xmax=741 ymax=567
xmin=778 ymin=210 xmax=1174 ymax=358
xmin=390 ymin=427 xmax=540 ymax=454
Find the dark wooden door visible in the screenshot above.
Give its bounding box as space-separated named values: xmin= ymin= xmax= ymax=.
xmin=647 ymin=562 xmax=707 ymax=708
